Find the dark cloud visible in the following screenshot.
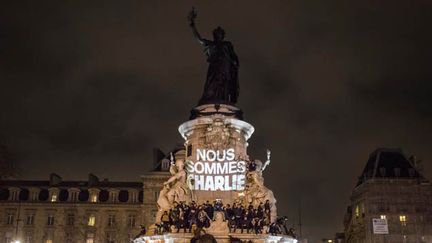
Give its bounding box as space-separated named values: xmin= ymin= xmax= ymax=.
xmin=1 ymin=0 xmax=431 ymax=241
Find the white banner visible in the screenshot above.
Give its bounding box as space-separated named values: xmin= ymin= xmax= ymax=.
xmin=372 ymin=218 xmax=389 ymax=234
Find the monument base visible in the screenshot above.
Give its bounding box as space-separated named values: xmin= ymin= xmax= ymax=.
xmin=134 ymin=233 xmax=297 ymax=243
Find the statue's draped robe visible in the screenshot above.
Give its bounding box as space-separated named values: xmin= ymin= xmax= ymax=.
xmin=199 ymin=40 xmax=239 ymax=104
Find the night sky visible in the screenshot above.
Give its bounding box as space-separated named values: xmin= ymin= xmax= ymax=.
xmin=1 ymin=1 xmax=431 ymax=241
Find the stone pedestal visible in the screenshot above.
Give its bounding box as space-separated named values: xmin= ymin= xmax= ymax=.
xmin=178 ymin=104 xmax=254 ymax=204
xmin=134 ymin=233 xmax=297 ymax=243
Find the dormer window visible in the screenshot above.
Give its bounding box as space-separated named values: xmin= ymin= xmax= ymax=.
xmin=90 ymin=194 xmax=98 ymax=203
xmin=48 ymin=188 xmax=59 ymax=203
xmin=408 ymin=168 xmax=415 ymax=177
xmin=88 ymin=189 xmax=100 ymax=203
xmin=9 ymin=188 xmax=20 ymax=201
xmin=51 ymin=194 xmax=57 ymax=202
xmin=161 ymin=158 xmax=170 ymax=171
xmin=71 ymin=191 xmax=78 ymax=202
xmin=109 ymin=191 xmax=118 ymax=203
xmin=394 ymin=168 xmax=401 ymax=177
xmin=379 ymin=167 xmax=386 ymax=177
xmin=31 ymin=191 xmax=39 ymax=201
xmin=12 ymin=191 xmax=18 ymax=201
xmin=129 ymin=191 xmax=138 ymax=203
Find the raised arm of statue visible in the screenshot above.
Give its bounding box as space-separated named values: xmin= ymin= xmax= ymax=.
xmin=188 ymin=7 xmax=208 ymax=46
xmin=262 ymin=149 xmax=271 ymax=171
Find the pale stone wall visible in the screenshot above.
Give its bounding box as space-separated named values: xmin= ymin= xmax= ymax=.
xmin=344 ymin=179 xmax=432 ymax=243
xmin=141 ymin=172 xmax=170 ymax=227
xmin=0 ymin=201 xmax=142 ymax=243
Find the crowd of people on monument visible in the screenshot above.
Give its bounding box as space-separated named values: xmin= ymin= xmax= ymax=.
xmin=155 ymin=199 xmax=295 ymax=238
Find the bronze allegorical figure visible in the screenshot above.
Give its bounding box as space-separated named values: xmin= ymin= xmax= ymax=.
xmin=188 ymin=8 xmax=240 ymax=105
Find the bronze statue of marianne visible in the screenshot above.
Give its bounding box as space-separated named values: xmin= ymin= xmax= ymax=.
xmin=188 ymin=8 xmax=239 ymax=105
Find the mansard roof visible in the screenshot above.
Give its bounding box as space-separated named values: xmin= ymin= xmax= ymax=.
xmin=356 ymin=148 xmax=425 ymax=186
xmin=0 ymin=173 xmax=142 ymax=189
xmin=0 ymin=180 xmax=142 ymax=188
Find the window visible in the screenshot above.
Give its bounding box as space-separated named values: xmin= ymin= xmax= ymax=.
xmin=31 ymin=191 xmax=39 ymax=201
xmin=51 ymin=193 xmax=57 ymax=202
xmin=128 ymin=214 xmax=136 ymax=227
xmin=400 ymin=215 xmax=407 ymax=226
xmin=88 ymin=215 xmax=96 ymax=226
xmin=354 ymin=205 xmax=360 ymax=218
xmin=107 ymin=233 xmax=115 ymax=243
xmin=130 ymin=192 xmax=137 ymax=203
xmin=110 ymin=192 xmax=117 ymax=203
xmin=66 ymin=233 xmax=73 ymax=243
xmin=154 ymin=191 xmax=159 ymax=202
xmin=394 ymin=168 xmax=401 ymax=177
xmin=86 ymin=233 xmax=95 ymax=243
xmin=26 ymin=214 xmax=35 ymax=225
xmin=380 ymin=215 xmax=386 ymax=220
xmin=108 ymin=214 xmax=116 ymax=226
xmin=70 ymin=191 xmax=78 ymax=202
xmin=90 ymin=194 xmax=98 ymax=203
xmin=47 ymin=215 xmax=55 ymax=226
xmin=11 ymin=190 xmax=19 ymax=201
xmin=408 ymin=168 xmax=415 ymax=177
xmin=379 ymin=167 xmax=386 ymax=176
xmin=67 ymin=213 xmax=75 ymax=226
xmin=161 ymin=159 xmax=170 ymax=170
xmin=6 ymin=213 xmax=14 ymax=225
xmin=187 ymin=144 xmax=192 ymax=157
xmin=25 ymin=233 xmax=32 ymax=243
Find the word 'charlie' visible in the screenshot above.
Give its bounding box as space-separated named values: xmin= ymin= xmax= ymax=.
xmin=186 ymin=148 xmax=246 ymax=191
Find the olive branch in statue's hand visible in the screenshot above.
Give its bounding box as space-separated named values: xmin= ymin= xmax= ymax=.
xmin=188 ymin=7 xmax=197 ymax=26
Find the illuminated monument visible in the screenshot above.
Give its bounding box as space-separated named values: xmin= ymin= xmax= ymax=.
xmin=135 ymin=8 xmax=296 ymax=243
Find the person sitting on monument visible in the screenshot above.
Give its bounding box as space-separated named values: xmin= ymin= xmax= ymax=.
xmin=240 ymin=213 xmax=252 ymax=233
xmin=204 ymin=200 xmax=214 ymax=220
xmin=188 ymin=208 xmax=198 ymax=233
xmin=232 ymin=203 xmax=243 ymax=232
xmin=224 ymin=204 xmax=233 ymax=221
xmin=169 ymin=208 xmax=178 ymax=228
xmin=288 ymin=227 xmax=297 ymax=239
xmin=268 ymin=222 xmax=281 ymax=235
xmin=264 ymin=199 xmax=271 ymax=211
xmin=214 ymin=199 xmax=223 ymax=212
xmin=257 ymin=202 xmax=264 ymax=213
xmin=133 ymin=225 xmax=147 ymax=239
xmin=176 ymin=207 xmax=187 ymax=233
xmin=197 ymin=206 xmax=211 ymax=228
xmin=276 ymin=216 xmax=289 ymax=235
xmin=263 ymin=208 xmax=271 ymax=226
xmin=161 ymin=211 xmax=171 ymax=233
xmin=252 ymin=217 xmax=263 ymax=234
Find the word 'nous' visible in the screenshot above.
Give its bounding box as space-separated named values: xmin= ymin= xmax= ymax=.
xmin=196 ymin=148 xmax=235 ymax=162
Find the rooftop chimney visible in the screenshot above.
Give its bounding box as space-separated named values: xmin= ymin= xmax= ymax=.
xmin=88 ymin=173 xmax=99 ymax=186
xmin=49 ymin=173 xmax=62 ymax=186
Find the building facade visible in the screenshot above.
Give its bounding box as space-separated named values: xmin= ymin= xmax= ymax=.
xmin=0 ymin=144 xmax=181 ymax=243
xmin=344 ymin=148 xmax=432 ymax=243
xmin=0 ymin=173 xmax=144 ymax=243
